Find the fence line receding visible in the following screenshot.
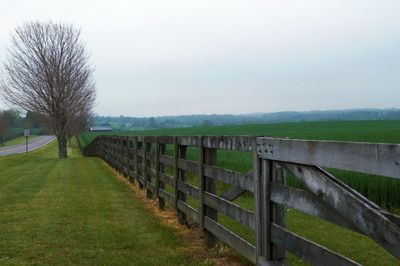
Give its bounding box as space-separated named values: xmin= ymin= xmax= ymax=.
xmin=81 ymin=135 xmax=400 ymax=265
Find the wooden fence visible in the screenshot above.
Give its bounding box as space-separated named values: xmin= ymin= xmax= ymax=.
xmin=82 ymin=135 xmax=400 ymax=265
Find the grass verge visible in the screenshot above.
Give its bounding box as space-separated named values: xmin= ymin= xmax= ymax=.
xmin=1 ymin=135 xmax=38 ymax=147
xmin=0 ymin=140 xmax=216 ymax=265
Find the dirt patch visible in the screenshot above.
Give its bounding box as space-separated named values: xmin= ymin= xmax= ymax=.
xmin=103 ymin=162 xmax=249 ymax=266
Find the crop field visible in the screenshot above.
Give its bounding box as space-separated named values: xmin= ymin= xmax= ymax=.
xmin=81 ymin=120 xmax=400 ymax=211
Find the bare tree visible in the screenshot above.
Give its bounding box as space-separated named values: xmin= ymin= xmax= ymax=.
xmin=0 ymin=21 xmax=96 ymax=158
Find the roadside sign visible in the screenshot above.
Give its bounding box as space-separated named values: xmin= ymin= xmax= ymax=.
xmin=24 ymin=129 xmax=30 ymax=152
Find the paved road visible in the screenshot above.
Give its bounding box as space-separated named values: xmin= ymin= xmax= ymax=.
xmin=0 ymin=135 xmax=56 ymax=156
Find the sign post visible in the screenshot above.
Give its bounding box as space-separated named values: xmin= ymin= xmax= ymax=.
xmin=24 ymin=129 xmax=30 ymax=153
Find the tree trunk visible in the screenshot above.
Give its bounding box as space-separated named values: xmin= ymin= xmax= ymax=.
xmin=57 ymin=136 xmax=68 ymax=159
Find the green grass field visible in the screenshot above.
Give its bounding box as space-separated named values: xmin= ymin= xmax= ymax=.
xmin=0 ymin=140 xmax=210 ymax=265
xmin=80 ymin=120 xmax=400 ymax=211
xmin=81 ymin=120 xmax=400 ymax=144
xmin=1 ymin=135 xmax=38 ymax=147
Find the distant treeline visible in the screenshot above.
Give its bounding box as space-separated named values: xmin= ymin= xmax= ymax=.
xmin=93 ymin=108 xmax=400 ymax=130
xmin=0 ymin=109 xmax=47 ymax=143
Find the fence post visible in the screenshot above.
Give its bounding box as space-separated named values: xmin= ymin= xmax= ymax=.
xmin=133 ymin=136 xmax=138 ymax=184
xmin=254 ymin=137 xmax=285 ymax=264
xmin=143 ymin=137 xmax=148 ymax=192
xmin=117 ymin=138 xmax=120 ymax=171
xmin=104 ymin=137 xmax=108 ymax=162
xmin=174 ymin=136 xmax=187 ymax=225
xmin=253 ymin=137 xmax=272 ymax=264
xmin=146 ymin=140 xmax=153 ymax=199
xmin=119 ymin=137 xmax=123 ymax=173
xmin=155 ymin=137 xmax=160 ymax=204
xmin=174 ymin=137 xmax=179 ymax=210
xmin=204 ymin=144 xmax=217 ymax=247
xmin=111 ymin=137 xmax=114 ymax=167
xmin=125 ymin=136 xmax=129 ymax=179
xmin=158 ymin=142 xmax=166 ymax=210
xmin=114 ymin=137 xmax=118 ymax=170
xmin=138 ymin=138 xmax=144 ymax=190
xmin=198 ymin=136 xmax=205 ymax=231
xmin=272 ymin=162 xmax=287 ymax=262
xmin=125 ymin=137 xmax=128 ymax=179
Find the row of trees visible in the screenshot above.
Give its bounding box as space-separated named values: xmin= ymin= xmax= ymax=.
xmin=0 ymin=109 xmax=53 ymax=145
xmin=94 ymin=108 xmax=400 ymax=131
xmin=0 ymin=21 xmax=96 ymax=158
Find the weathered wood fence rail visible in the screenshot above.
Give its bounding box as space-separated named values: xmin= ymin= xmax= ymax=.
xmin=82 ymin=135 xmax=400 ymax=265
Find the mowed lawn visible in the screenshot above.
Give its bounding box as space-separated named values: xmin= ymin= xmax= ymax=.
xmin=0 ymin=141 xmax=208 ymax=265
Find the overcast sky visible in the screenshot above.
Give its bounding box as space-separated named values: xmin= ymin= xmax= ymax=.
xmin=1 ymin=0 xmax=399 ymax=117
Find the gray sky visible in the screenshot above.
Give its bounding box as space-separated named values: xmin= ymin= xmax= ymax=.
xmin=1 ymin=0 xmax=399 ymax=117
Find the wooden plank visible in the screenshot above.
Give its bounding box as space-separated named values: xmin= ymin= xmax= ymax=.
xmin=159 ymin=189 xmax=174 ymax=204
xmin=257 ymin=137 xmax=400 ymax=179
xmin=129 ymin=170 xmax=135 ymax=177
xmin=203 ymin=136 xmax=253 ymax=151
xmin=380 ymin=210 xmax=400 ymax=228
xmin=270 ymin=182 xmax=360 ymax=233
xmin=158 ymin=136 xmax=174 ymax=144
xmin=147 ymin=182 xmax=156 ymax=194
xmin=271 ymin=224 xmax=360 ymax=266
xmin=204 ymin=217 xmax=256 ymax=263
xmin=177 ymin=200 xmax=199 ymax=222
xmin=204 ymin=165 xmax=254 ymax=192
xmin=160 ymin=154 xmax=174 ymax=166
xmin=178 ymin=136 xmax=199 ymax=146
xmin=306 ymin=161 xmax=400 ymax=226
xmin=159 ymin=172 xmax=174 ymax=186
xmin=177 ymin=158 xmax=198 ymax=173
xmin=177 ymin=180 xmax=199 ymax=199
xmin=203 ymin=191 xmax=255 ymax=230
xmin=257 ymin=257 xmax=284 ymax=266
xmin=146 ymin=166 xmax=156 ymax=177
xmin=281 ymin=162 xmax=400 ymax=259
xmin=146 ymin=136 xmax=157 ymax=143
xmin=220 ymin=186 xmax=246 ymax=202
xmin=137 ymin=174 xmax=145 ymax=185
